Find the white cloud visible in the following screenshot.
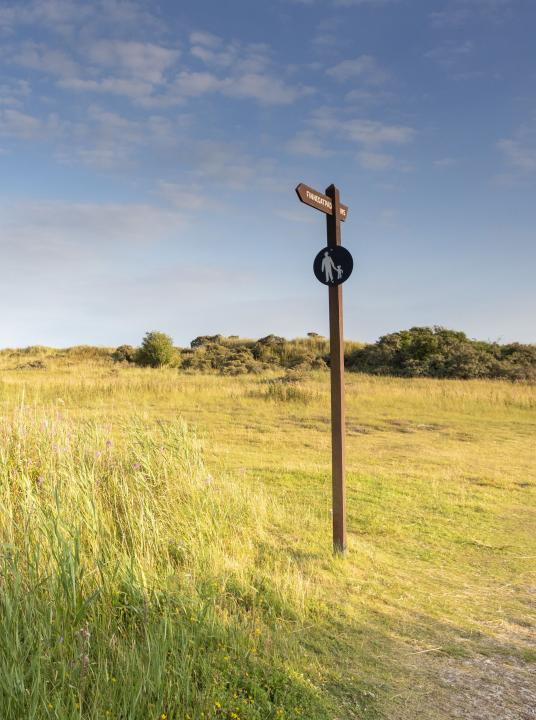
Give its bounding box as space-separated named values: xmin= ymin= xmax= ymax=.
xmin=286 ymin=131 xmax=332 ymax=157
xmin=87 ymin=40 xmax=179 ymax=84
xmin=287 ymin=0 xmax=397 ymax=5
xmin=1 ymin=201 xmax=185 ymax=257
xmin=232 ymin=44 xmax=272 ymax=75
xmin=2 ymin=0 xmax=307 ymax=111
xmin=191 ymin=140 xmax=278 ymax=190
xmin=311 ymin=107 xmax=415 ymax=147
xmin=0 ymin=0 xmax=90 ymax=35
xmin=169 ymin=69 xmax=309 ymax=106
xmin=358 ymin=151 xmax=395 ymax=170
xmin=12 ymin=42 xmax=79 ymax=78
xmin=222 ymin=73 xmax=309 ymax=105
xmin=173 ymin=71 xmax=221 ymax=97
xmin=344 ymin=88 xmax=394 ymax=105
xmin=194 ymin=141 xmax=259 ymax=188
xmin=53 ymin=106 xmax=185 ymax=170
xmin=0 ymin=0 xmax=159 ymax=36
xmin=425 ymin=41 xmax=474 ymax=69
xmin=58 ymin=105 xmax=142 ymax=168
xmin=333 ymin=0 xmax=398 ymax=4
xmin=189 ymin=31 xmax=222 ymax=49
xmin=0 ymin=108 xmax=41 ymax=138
xmin=497 ymin=125 xmax=536 ymax=174
xmin=190 ymin=44 xmax=234 ymax=68
xmin=430 ymin=0 xmax=514 ymax=27
xmin=159 ymin=182 xmax=209 ymax=212
xmin=433 ymin=157 xmax=459 ymax=168
xmin=189 ymin=35 xmax=272 ymax=75
xmin=49 ymin=39 xmax=180 ymax=104
xmin=8 ymin=24 xmax=305 ymax=109
xmin=497 ymin=139 xmax=536 ymax=171
xmin=59 ymin=75 xmax=155 ymax=102
xmin=327 ymin=55 xmax=389 ymax=84
xmin=0 ymin=79 xmax=30 ymax=107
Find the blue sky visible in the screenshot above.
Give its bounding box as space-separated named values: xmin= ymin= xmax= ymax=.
xmin=1 ymin=0 xmax=535 ymax=347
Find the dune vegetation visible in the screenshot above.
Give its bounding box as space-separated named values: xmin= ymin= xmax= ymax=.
xmin=0 ymin=346 xmax=535 ymax=719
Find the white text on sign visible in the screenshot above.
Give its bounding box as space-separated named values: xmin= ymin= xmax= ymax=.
xmin=305 ymin=189 xmax=347 ymax=218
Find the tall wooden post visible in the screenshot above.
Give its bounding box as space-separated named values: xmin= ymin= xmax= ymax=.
xmin=325 ymin=184 xmax=347 ymax=554
xmin=295 ymin=180 xmax=351 ymax=554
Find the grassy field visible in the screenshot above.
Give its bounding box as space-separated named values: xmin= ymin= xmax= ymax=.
xmin=0 ymin=349 xmax=535 ymax=719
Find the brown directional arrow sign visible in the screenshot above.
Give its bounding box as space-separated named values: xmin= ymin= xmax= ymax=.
xmin=295 ymin=183 xmax=348 ymax=222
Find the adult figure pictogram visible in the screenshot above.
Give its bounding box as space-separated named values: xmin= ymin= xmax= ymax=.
xmin=322 ymin=251 xmax=337 ymax=283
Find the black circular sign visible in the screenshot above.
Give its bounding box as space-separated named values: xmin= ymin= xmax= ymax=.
xmin=313 ymin=246 xmax=353 ymax=286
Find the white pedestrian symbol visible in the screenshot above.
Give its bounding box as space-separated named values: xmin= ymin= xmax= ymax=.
xmin=321 ymin=251 xmax=337 ymax=283
xmin=336 ymin=265 xmax=343 ymax=280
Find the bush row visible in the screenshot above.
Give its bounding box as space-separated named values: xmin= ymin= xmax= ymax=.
xmin=111 ymin=328 xmax=536 ymax=381
xmin=346 ymin=327 xmax=536 ymax=381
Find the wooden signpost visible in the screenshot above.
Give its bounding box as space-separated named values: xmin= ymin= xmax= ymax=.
xmin=296 ymin=183 xmax=352 ymax=554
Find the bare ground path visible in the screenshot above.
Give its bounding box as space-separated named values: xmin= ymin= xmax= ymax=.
xmin=387 ymin=619 xmax=536 ymax=719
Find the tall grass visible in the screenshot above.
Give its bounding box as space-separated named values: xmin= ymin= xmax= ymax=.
xmin=0 ymin=409 xmax=328 ymax=720
xmin=1 ymin=356 xmax=535 ymax=719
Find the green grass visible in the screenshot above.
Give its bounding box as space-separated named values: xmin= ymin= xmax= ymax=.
xmin=0 ymin=355 xmax=535 ymax=719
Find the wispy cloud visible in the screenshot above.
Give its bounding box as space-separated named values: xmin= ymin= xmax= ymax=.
xmin=0 ymin=0 xmax=159 ymax=36
xmin=87 ymin=40 xmax=180 ymax=84
xmin=333 ymin=0 xmax=398 ymax=6
xmin=0 ymin=79 xmax=30 ymax=107
xmin=6 ymin=19 xmax=308 ymax=108
xmin=326 ymin=55 xmax=389 ymax=84
xmin=158 ymin=182 xmax=210 ymax=212
xmin=344 ymin=88 xmax=395 ymax=105
xmin=286 ymin=0 xmax=397 ymax=5
xmin=58 ymin=75 xmax=156 ymax=103
xmin=192 ymin=141 xmax=277 ymax=189
xmin=223 ymin=73 xmax=310 ymax=104
xmin=11 ymin=42 xmax=79 ymax=78
xmin=310 ymin=107 xmax=415 ymax=147
xmin=433 ymin=157 xmax=459 ymax=168
xmin=189 ymin=31 xmax=222 ymax=49
xmin=425 ymin=41 xmax=474 ymax=69
xmin=0 ymin=200 xmax=188 ymax=299
xmin=497 ymin=120 xmax=536 ymax=174
xmin=430 ymin=0 xmax=515 ymax=27
xmin=0 ymin=108 xmax=41 ymax=138
xmin=358 ymin=151 xmax=395 ymax=170
xmin=286 ymin=131 xmax=332 ymax=157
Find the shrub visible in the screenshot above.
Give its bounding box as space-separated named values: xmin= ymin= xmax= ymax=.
xmin=346 ymin=327 xmax=536 ymax=381
xmin=16 ymin=360 xmax=47 ymax=370
xmin=112 ymin=345 xmax=137 ymax=363
xmin=190 ymin=335 xmax=224 ymax=348
xmin=135 ymin=332 xmax=176 ymax=368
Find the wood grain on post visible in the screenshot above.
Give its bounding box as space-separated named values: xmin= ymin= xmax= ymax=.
xmin=325 ymin=184 xmax=347 ymax=554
